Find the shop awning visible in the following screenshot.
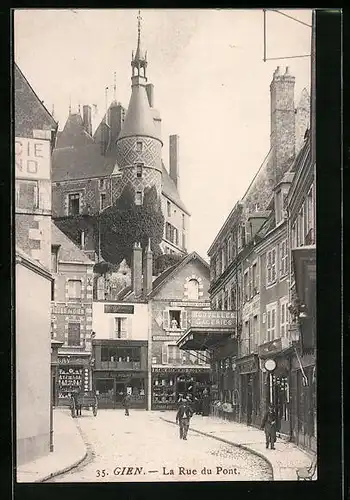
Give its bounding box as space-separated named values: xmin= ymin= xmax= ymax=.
xmin=177 ymin=326 xmax=236 ymax=350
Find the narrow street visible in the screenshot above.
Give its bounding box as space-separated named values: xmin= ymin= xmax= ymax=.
xmin=47 ymin=410 xmax=272 ymax=482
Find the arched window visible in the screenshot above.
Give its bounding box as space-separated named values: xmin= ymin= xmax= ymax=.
xmin=187 ymin=279 xmax=199 ymax=300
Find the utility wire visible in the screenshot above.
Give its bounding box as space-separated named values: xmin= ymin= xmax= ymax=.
xmin=267 ymin=9 xmax=312 ymax=28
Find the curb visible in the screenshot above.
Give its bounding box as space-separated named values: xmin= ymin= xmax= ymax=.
xmin=37 ymin=420 xmax=88 ymax=483
xmin=160 ymin=417 xmax=274 ymax=481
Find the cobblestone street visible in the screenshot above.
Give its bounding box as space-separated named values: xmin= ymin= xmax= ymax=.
xmin=47 ymin=410 xmax=272 ymax=482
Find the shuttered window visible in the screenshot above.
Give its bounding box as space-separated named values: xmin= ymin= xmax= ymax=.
xmin=266 ymin=248 xmax=277 ymax=286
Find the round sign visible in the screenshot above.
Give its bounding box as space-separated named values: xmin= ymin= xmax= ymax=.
xmin=264 ymin=359 xmax=276 ymax=372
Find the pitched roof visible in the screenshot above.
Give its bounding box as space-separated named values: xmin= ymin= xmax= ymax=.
xmin=148 ymin=251 xmax=209 ymax=298
xmin=14 ymin=63 xmax=57 ymax=138
xmin=52 ymin=143 xmax=117 ymax=182
xmin=51 ymin=222 xmax=94 ymax=264
xmin=162 ymin=162 xmax=189 ymax=215
xmin=117 ymin=84 xmax=160 ymax=142
xmin=16 ymin=246 xmax=52 ymax=276
xmin=56 ymin=112 xmax=94 ymax=148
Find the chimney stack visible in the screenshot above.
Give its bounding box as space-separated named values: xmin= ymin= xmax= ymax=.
xmin=83 ymin=105 xmax=92 ymax=136
xmin=143 ymin=239 xmax=153 ymax=296
xmin=270 ymin=66 xmax=296 ymax=178
xmin=146 ymin=83 xmax=154 ymax=107
xmin=169 ymin=135 xmax=180 ymax=190
xmin=131 ymin=242 xmax=143 ymax=298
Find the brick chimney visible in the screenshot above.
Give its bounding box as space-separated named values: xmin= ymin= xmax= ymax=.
xmin=131 ymin=242 xmax=142 ymax=298
xmin=109 ymin=103 xmax=124 ymax=147
xmin=270 ymin=66 xmax=296 ymax=177
xmin=169 ymin=135 xmax=180 ymax=190
xmin=82 ymin=105 xmax=92 ymax=136
xmin=143 ymin=239 xmax=153 ymax=296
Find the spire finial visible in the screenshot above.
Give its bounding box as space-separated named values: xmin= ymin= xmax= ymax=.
xmin=137 ymin=9 xmax=142 ymax=43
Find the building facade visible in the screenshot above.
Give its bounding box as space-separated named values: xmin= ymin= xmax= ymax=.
xmin=51 ymin=222 xmax=95 ymax=406
xmin=187 ymin=67 xmax=310 ymax=433
xmin=147 ymin=252 xmax=211 ymax=410
xmin=51 ymin=19 xmax=189 ymax=263
xmin=92 ymin=298 xmax=149 ymax=409
xmin=15 ymin=63 xmax=57 ymax=465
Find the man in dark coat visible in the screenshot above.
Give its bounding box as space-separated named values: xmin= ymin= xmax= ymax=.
xmin=123 ymin=393 xmax=131 ymax=416
xmin=176 ymin=397 xmax=194 ymax=440
xmin=261 ymin=404 xmax=277 ymax=449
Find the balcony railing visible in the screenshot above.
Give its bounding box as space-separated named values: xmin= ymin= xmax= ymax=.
xmin=99 ymin=361 xmax=141 ymax=370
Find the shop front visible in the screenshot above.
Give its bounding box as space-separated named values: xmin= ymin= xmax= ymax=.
xmin=151 ymin=366 xmax=210 ymax=410
xmin=236 ymin=354 xmax=260 ymax=427
xmin=93 ymin=371 xmax=148 ymax=409
xmin=258 ymin=338 xmax=293 ymax=437
xmin=57 ymin=352 xmax=92 ymax=406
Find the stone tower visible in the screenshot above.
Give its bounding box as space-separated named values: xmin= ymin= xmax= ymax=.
xmin=115 ymin=11 xmax=163 ymax=203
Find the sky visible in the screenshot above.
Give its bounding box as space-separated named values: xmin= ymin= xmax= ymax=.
xmin=14 ymin=8 xmax=312 ymax=261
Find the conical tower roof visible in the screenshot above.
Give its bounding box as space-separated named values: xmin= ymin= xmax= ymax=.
xmin=117 ymin=84 xmax=159 ymax=141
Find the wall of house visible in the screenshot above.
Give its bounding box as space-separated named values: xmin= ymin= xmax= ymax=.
xmin=16 ymin=263 xmax=51 ymax=466
xmin=161 ymin=195 xmax=189 ymax=253
xmin=92 ymin=301 xmax=149 ymax=341
xmin=258 ymin=227 xmax=289 ymax=345
xmin=51 ymin=263 xmax=93 ymax=347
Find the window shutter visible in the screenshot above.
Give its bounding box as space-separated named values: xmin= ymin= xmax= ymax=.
xmin=256 ymin=262 xmax=260 ymax=292
xmin=122 ymin=317 xmax=131 ymax=339
xmin=163 ymin=310 xmax=169 ymax=330
xmin=272 ymin=309 xmax=276 ymax=329
xmin=181 ymin=310 xmax=188 ymax=330
xmin=249 ymin=267 xmax=253 ymax=298
xmin=161 ymin=343 xmax=168 ymax=364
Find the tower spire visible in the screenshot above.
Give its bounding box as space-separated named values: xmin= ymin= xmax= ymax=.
xmin=132 ymin=9 xmax=147 ymax=79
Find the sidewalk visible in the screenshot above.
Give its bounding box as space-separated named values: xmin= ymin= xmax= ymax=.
xmin=158 ymin=411 xmax=316 ymax=481
xmin=17 ymin=409 xmax=87 ymax=483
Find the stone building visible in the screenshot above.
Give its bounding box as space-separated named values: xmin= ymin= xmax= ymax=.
xmin=51 ymin=18 xmax=189 ymax=263
xmin=187 ymin=67 xmax=310 ymax=429
xmin=51 ymin=222 xmax=95 ymax=406
xmin=15 ymin=63 xmax=57 ymax=465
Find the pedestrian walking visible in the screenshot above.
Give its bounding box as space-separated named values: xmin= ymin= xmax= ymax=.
xmin=176 ymin=396 xmax=194 ymax=440
xmin=123 ymin=392 xmax=131 ymax=416
xmin=261 ymin=403 xmax=277 ymax=449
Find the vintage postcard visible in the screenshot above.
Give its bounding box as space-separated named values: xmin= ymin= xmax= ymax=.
xmin=14 ymin=8 xmax=317 ymax=484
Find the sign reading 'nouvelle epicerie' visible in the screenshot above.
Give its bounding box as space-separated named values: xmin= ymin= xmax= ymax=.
xmin=15 ymin=137 xmax=50 ymax=180
xmin=189 ymin=310 xmax=236 ymax=328
xmin=104 ymin=304 xmax=135 ymax=314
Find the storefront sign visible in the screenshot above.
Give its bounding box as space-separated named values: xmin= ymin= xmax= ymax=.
xmin=52 ymin=304 xmax=85 ymax=315
xmin=58 ymin=356 xmax=90 ymax=366
xmin=189 ymin=310 xmax=236 ymax=328
xmin=152 ymin=335 xmax=181 ymax=341
xmin=170 ymin=301 xmax=210 ymax=308
xmin=104 ymin=304 xmax=134 ymax=314
xmin=15 ymin=137 xmax=50 ymax=179
xmin=152 ymin=367 xmax=209 ymax=374
xmin=237 ymin=357 xmax=259 ymax=374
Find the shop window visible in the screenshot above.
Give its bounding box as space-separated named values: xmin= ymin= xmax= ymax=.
xmin=67 ymin=323 xmax=81 ymax=346
xmin=68 ymin=279 xmax=82 ymax=301
xmin=68 ymin=193 xmax=81 ymax=215
xmin=115 ymin=317 xmax=127 ymax=339
xmin=187 ymin=279 xmax=199 ymax=300
xmin=266 ymin=247 xmax=277 ymax=286
xmin=15 ymin=179 xmax=38 ymax=210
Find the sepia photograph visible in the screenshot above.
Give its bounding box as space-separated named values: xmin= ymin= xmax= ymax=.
xmin=14 ymin=8 xmax=318 ymax=484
